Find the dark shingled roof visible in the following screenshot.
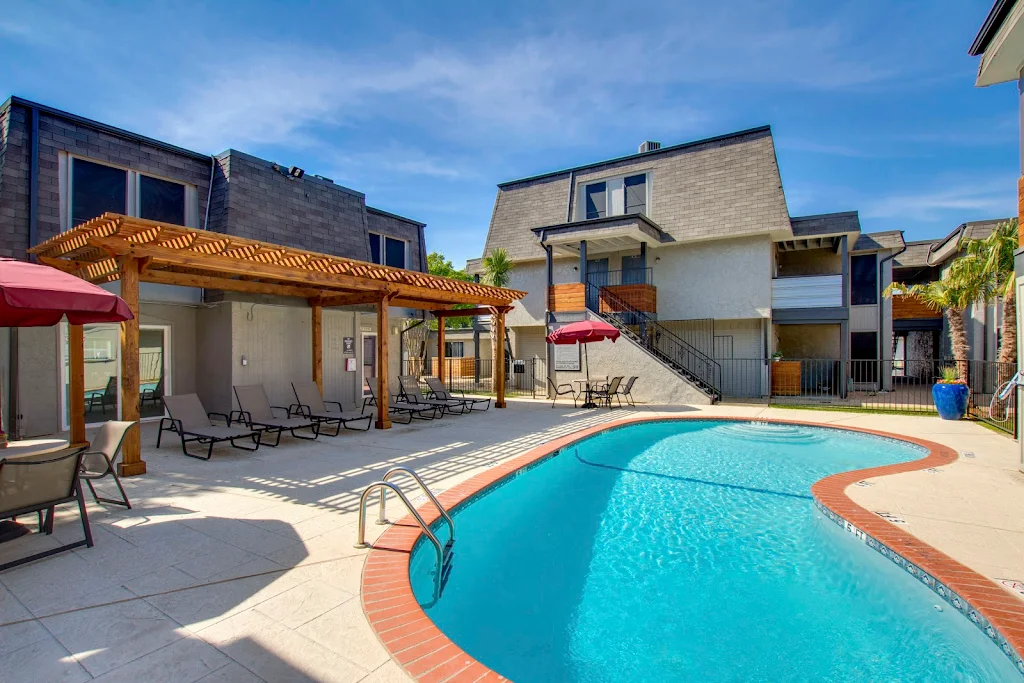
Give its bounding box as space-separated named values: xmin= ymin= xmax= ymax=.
xmin=790 ymin=211 xmax=861 ymax=238
xmin=853 ymin=230 xmax=904 ymax=252
xmin=893 ymin=240 xmax=933 ymax=269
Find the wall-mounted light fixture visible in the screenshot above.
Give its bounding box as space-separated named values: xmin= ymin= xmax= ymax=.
xmin=655 ymin=257 xmax=661 ymax=263
xmin=288 ymin=166 xmax=305 ymax=179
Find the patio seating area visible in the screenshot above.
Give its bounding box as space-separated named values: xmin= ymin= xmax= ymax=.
xmin=1 ymin=399 xmax=1022 ymax=682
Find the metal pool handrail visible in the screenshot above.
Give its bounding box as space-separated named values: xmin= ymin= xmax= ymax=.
xmin=354 ymin=481 xmax=445 ymax=600
xmin=377 ymin=467 xmax=455 ymax=541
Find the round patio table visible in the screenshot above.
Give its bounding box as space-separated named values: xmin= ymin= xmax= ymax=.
xmin=573 ymin=379 xmax=606 ymax=409
xmin=1 ymin=438 xmax=69 ymax=459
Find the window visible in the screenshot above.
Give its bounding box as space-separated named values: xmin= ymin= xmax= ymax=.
xmin=851 ymin=331 xmax=878 ymax=383
xmin=368 ymin=232 xmax=407 ymax=268
xmin=444 ymin=341 xmax=464 ymax=358
xmin=585 ymin=182 xmax=607 ymax=219
xmin=624 ymin=174 xmax=646 ymax=215
xmin=850 ymin=254 xmax=878 ymax=305
xmin=72 ymin=159 xmax=126 ymax=227
xmin=581 ymin=172 xmax=649 ymax=221
xmin=139 ymin=175 xmax=185 ymax=224
xmin=67 ymin=156 xmax=195 ymax=229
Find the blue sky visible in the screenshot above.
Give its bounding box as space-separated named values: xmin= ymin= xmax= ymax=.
xmin=1 ymin=1 xmax=1017 ymax=268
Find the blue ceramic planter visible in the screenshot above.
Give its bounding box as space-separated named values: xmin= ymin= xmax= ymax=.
xmin=932 ymin=382 xmax=968 ymax=420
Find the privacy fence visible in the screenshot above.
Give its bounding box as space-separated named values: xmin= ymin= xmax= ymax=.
xmin=719 ymin=357 xmax=1017 ymax=436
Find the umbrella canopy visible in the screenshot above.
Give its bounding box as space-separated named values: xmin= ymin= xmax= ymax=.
xmin=546 ymin=319 xmax=620 ymax=345
xmin=0 ymin=258 xmax=134 ymax=326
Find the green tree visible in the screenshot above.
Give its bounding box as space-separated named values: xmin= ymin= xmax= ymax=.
xmin=962 ymin=219 xmax=1017 ymax=368
xmin=482 ymin=248 xmax=515 ymax=388
xmin=427 ymin=252 xmax=474 ymax=329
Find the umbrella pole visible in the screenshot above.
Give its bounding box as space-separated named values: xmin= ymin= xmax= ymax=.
xmin=582 ymin=342 xmax=597 ymax=409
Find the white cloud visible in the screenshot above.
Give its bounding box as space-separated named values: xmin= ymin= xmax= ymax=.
xmin=860 ymin=178 xmax=1017 ymax=222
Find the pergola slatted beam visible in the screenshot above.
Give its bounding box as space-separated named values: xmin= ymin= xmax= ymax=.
xmin=431 ymin=307 xmax=494 ymax=318
xmin=317 ymin=291 xmax=392 ymax=307
xmin=143 ymin=270 xmax=325 ymax=299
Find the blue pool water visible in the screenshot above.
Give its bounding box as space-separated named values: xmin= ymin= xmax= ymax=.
xmin=409 ymin=420 xmax=1021 ymax=681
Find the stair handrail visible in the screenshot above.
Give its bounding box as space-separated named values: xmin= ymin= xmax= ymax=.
xmin=584 ymin=280 xmax=721 ymax=397
xmin=377 ymin=467 xmax=455 ymax=543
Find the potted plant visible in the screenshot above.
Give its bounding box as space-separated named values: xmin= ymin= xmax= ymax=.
xmin=932 ymin=366 xmax=969 ymax=420
xmin=771 ymin=352 xmax=784 ymax=362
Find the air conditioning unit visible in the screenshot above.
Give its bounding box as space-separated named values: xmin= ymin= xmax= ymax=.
xmin=638 ymin=141 xmax=661 ymax=153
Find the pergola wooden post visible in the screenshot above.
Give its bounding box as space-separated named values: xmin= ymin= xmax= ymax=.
xmin=68 ymin=324 xmax=86 ymax=447
xmin=311 ymin=302 xmax=323 ymax=393
xmin=494 ymin=306 xmax=507 ymax=409
xmin=118 ymin=256 xmax=145 ymax=476
xmin=376 ymin=294 xmax=392 ymax=430
xmin=436 ymin=319 xmax=446 ymax=384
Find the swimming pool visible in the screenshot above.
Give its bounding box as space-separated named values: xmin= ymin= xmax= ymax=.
xmin=407 ymin=419 xmax=1021 ymax=681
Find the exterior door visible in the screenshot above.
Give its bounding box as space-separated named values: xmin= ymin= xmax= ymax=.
xmin=362 ymin=334 xmax=377 ymax=395
xmin=585 ymin=258 xmax=609 ymax=310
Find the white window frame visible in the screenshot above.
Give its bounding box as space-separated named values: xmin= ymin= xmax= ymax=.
xmin=60 ymin=153 xmax=199 ymax=231
xmin=368 ymin=232 xmax=409 ymax=269
xmin=577 ymin=171 xmax=651 ymax=221
xmin=445 ymin=341 xmax=465 ymax=358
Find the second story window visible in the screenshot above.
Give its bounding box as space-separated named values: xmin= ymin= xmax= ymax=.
xmin=369 ymin=233 xmax=407 ymax=269
xmin=580 ymin=172 xmax=649 ymax=221
xmin=67 ymin=156 xmax=196 ymax=229
xmin=72 ymin=159 xmax=127 ymax=227
xmin=850 ymin=254 xmax=878 ymax=305
xmin=139 ymin=175 xmax=185 ymax=225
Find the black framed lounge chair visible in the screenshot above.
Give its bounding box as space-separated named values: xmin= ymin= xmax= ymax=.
xmin=365 ymin=378 xmax=438 ymax=423
xmin=592 ymin=376 xmax=624 ymax=408
xmin=0 ymin=446 xmax=93 ymax=571
xmin=80 ymin=420 xmax=136 ymax=508
xmin=398 ymin=376 xmax=465 ymax=415
xmin=159 ymin=394 xmax=262 ymax=460
xmin=547 ymin=378 xmax=579 ymax=409
xmin=233 ymin=384 xmax=320 ymax=446
xmin=291 ymin=381 xmax=372 ymax=435
xmin=87 ymin=376 xmax=117 ymax=415
xmin=619 ymin=376 xmax=638 ymax=407
xmin=423 ymin=376 xmax=490 ymax=412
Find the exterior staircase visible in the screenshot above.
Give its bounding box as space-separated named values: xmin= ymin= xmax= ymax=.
xmin=585 ymin=281 xmax=721 ymax=402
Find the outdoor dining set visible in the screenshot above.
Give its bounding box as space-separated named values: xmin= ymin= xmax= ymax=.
xmin=548 ymin=376 xmax=639 ymax=409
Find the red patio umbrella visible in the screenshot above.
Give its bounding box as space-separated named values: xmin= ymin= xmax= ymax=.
xmin=1 ymin=258 xmax=134 ymax=441
xmin=0 ymin=258 xmax=134 ymax=326
xmin=546 ymin=320 xmax=620 ymax=406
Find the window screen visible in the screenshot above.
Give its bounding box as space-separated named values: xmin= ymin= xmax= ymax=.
xmin=850 ymin=255 xmax=878 ymax=305
xmin=384 ymin=236 xmax=406 ymax=268
xmin=139 ymin=175 xmax=185 ymax=225
xmin=369 ymin=233 xmax=381 ymax=264
xmin=624 ymin=174 xmax=646 ymax=215
xmin=585 ymin=182 xmax=607 ymax=219
xmin=72 ymin=159 xmax=126 ymax=227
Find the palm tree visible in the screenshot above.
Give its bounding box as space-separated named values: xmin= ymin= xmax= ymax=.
xmin=963 ymin=219 xmax=1017 ymax=367
xmin=885 ymin=253 xmax=991 ymax=378
xmin=482 ymin=248 xmax=514 ymax=390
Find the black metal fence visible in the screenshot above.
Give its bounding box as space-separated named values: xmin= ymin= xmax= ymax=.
xmin=401 ymin=357 xmax=545 ymax=398
xmin=718 ymin=357 xmax=1017 ymax=436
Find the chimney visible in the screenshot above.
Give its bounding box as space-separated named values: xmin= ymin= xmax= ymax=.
xmin=638 ymin=141 xmax=661 ymax=153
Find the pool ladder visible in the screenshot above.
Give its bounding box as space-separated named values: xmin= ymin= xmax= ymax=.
xmin=354 ymin=467 xmax=455 ymax=601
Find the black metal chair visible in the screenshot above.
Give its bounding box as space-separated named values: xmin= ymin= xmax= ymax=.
xmin=619 ymin=376 xmax=638 ymax=406
xmin=593 ymin=376 xmax=624 ymax=408
xmin=547 ymin=378 xmax=579 ymax=408
xmin=0 ymin=446 xmax=93 ymax=571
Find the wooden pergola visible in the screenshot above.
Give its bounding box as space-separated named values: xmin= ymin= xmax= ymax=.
xmin=28 ymin=214 xmax=524 ymax=476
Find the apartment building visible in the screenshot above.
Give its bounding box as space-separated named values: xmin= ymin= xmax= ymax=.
xmin=470 ymin=126 xmax=904 ymax=403
xmin=0 ymin=96 xmax=427 ymax=437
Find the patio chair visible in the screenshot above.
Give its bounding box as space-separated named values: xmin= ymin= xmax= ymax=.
xmin=0 ymin=446 xmax=93 ymax=571
xmin=592 ymin=376 xmax=624 ymax=408
xmin=87 ymin=376 xmax=117 ymax=415
xmin=619 ymin=376 xmax=638 ymax=406
xmin=232 ymin=384 xmax=320 ymax=446
xmin=423 ymin=376 xmax=490 ymax=412
xmin=80 ymin=420 xmax=136 ymax=508
xmin=547 ymin=377 xmax=579 ymax=409
xmin=398 ymin=376 xmax=465 ymax=415
xmin=159 ymin=394 xmax=262 ymax=460
xmin=365 ymin=378 xmax=438 ymax=423
xmin=291 ymin=381 xmax=372 ymax=435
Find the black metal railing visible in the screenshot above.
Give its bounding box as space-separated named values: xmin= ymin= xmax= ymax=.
xmin=586 ymin=267 xmax=653 ymax=288
xmin=401 ymin=357 xmax=545 ymax=398
xmin=659 ymin=319 xmax=715 ymax=358
xmin=585 ymin=280 xmax=721 ymax=400
xmin=716 ymin=357 xmax=1017 ymax=436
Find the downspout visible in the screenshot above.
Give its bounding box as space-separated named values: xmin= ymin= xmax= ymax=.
xmin=878 ymin=244 xmax=906 ymax=391
xmin=11 ymin=106 xmax=40 ymax=439
xmin=203 ymin=155 xmax=215 ymax=230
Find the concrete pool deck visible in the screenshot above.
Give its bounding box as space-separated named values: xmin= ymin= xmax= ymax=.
xmin=1 ymin=401 xmax=1022 ymax=682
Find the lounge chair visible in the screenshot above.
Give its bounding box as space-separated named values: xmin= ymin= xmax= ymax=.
xmin=80 ymin=420 xmax=136 ymax=508
xmin=141 ymin=375 xmax=164 ymax=408
xmin=592 ymin=376 xmax=624 ymax=408
xmin=0 ymin=446 xmax=93 ymax=571
xmin=547 ymin=378 xmax=579 ymax=408
xmin=423 ymin=377 xmax=490 ymax=412
xmin=233 ymin=384 xmax=320 ymax=446
xmin=291 ymin=381 xmax=372 ymax=435
xmin=159 ymin=394 xmax=262 ymax=460
xmin=364 ymin=378 xmax=438 ymax=423
xmin=87 ymin=376 xmax=117 ymax=415
xmin=398 ymin=376 xmax=465 ymax=415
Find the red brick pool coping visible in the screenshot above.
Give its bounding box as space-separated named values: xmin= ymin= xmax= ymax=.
xmin=360 ymin=416 xmax=1024 ymax=681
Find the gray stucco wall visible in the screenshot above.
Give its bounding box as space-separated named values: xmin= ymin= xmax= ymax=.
xmin=196 ymin=304 xmax=234 ymax=415
xmin=14 ymin=326 xmax=60 ymax=437
xmin=139 ymin=303 xmax=197 ymax=398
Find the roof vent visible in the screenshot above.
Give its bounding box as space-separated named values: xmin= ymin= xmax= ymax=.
xmin=639 ymin=141 xmax=661 ymax=153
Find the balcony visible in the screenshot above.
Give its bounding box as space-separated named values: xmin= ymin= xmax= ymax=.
xmin=549 ymin=268 xmax=657 ymax=314
xmin=772 ymin=274 xmax=843 ymax=309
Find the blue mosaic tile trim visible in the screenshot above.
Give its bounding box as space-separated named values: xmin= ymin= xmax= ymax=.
xmin=814 ymin=498 xmax=1024 ymax=676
